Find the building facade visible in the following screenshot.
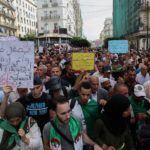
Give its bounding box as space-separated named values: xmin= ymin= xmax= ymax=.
xmin=0 ymin=0 xmax=16 ymax=36
xmin=113 ymin=0 xmax=150 ymax=50
xmin=36 ymin=0 xmax=82 ymax=46
xmin=73 ymin=0 xmax=82 ymax=37
xmin=12 ymin=0 xmax=37 ymax=38
xmin=100 ymin=18 xmax=113 ymax=46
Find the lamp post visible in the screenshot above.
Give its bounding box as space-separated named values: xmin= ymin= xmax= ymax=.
xmin=146 ymin=0 xmax=149 ymax=50
xmin=44 ymin=23 xmax=48 ymax=47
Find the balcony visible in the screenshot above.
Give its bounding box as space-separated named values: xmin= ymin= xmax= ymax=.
xmin=53 ymin=29 xmax=59 ymax=33
xmin=0 ymin=10 xmax=15 ymax=20
xmin=53 ymin=28 xmax=68 ymax=34
xmin=42 ymin=4 xmax=48 ymax=8
xmin=41 ymin=15 xmax=60 ymax=21
xmin=0 ymin=21 xmax=17 ymax=30
xmin=140 ymin=3 xmax=150 ymax=11
xmin=0 ymin=0 xmax=15 ymax=11
xmin=51 ymin=2 xmax=58 ymax=7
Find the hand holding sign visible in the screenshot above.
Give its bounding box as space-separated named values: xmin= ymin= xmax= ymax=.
xmin=3 ymin=85 xmax=13 ymax=97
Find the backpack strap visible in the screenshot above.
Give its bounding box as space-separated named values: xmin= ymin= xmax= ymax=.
xmin=70 ymin=98 xmax=76 ymax=110
xmin=62 ymin=86 xmax=68 ymax=98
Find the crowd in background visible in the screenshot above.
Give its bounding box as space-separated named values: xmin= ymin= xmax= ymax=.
xmin=0 ymin=47 xmax=150 ymax=150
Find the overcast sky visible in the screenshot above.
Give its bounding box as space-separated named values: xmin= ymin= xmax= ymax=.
xmin=80 ymin=0 xmax=113 ymax=41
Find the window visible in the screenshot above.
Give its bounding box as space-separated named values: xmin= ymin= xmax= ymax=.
xmin=49 ymin=11 xmax=52 ymax=18
xmin=18 ymin=25 xmax=20 ymax=31
xmin=44 ymin=0 xmax=48 ymax=3
xmin=69 ymin=25 xmax=71 ymax=31
xmin=44 ymin=11 xmax=48 ymax=16
xmin=54 ymin=23 xmax=58 ymax=30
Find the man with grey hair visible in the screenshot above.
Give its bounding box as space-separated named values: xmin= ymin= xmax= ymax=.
xmin=38 ymin=64 xmax=50 ymax=84
xmin=136 ymin=65 xmax=150 ymax=85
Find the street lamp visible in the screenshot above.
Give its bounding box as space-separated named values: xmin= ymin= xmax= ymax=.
xmin=146 ymin=0 xmax=149 ymax=50
xmin=44 ymin=23 xmax=48 ymax=47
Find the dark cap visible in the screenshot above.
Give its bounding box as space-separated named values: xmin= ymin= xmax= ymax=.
xmin=64 ymin=60 xmax=71 ymax=66
xmin=45 ymin=76 xmax=61 ymax=91
xmin=103 ymin=65 xmax=111 ymax=73
xmin=34 ymin=76 xmax=42 ymax=85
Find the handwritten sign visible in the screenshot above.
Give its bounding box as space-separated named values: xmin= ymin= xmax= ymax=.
xmin=0 ymin=36 xmax=19 ymax=41
xmin=72 ymin=53 xmax=95 ymax=71
xmin=108 ymin=40 xmax=128 ymax=53
xmin=0 ymin=41 xmax=34 ymax=88
xmin=39 ymin=46 xmax=43 ymax=53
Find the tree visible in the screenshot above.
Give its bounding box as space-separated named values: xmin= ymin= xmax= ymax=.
xmin=20 ymin=33 xmax=36 ymax=41
xmin=70 ymin=37 xmax=91 ymax=47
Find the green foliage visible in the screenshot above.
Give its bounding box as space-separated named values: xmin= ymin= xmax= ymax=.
xmin=70 ymin=37 xmax=91 ymax=47
xmin=20 ymin=33 xmax=36 ymax=41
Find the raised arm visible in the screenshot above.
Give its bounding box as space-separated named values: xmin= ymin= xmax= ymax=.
xmin=0 ymin=85 xmax=13 ymax=117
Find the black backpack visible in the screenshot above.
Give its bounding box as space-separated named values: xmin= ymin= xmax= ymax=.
xmin=70 ymin=98 xmax=76 ymax=110
xmin=138 ymin=124 xmax=150 ymax=150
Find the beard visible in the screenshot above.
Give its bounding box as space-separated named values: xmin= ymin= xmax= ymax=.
xmin=57 ymin=115 xmax=69 ymax=124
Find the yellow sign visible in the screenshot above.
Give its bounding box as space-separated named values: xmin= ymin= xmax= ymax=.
xmin=72 ymin=53 xmax=95 ymax=71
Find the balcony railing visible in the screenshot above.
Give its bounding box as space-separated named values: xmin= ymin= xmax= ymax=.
xmin=0 ymin=0 xmax=15 ymax=11
xmin=41 ymin=15 xmax=60 ymax=21
xmin=42 ymin=4 xmax=48 ymax=8
xmin=0 ymin=10 xmax=15 ymax=20
xmin=51 ymin=2 xmax=58 ymax=7
xmin=0 ymin=21 xmax=17 ymax=29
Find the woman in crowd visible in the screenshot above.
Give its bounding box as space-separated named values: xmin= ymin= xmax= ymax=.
xmin=94 ymin=94 xmax=135 ymax=150
xmin=0 ymin=102 xmax=43 ymax=150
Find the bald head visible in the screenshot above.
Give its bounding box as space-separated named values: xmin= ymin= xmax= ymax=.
xmin=114 ymin=83 xmax=129 ymax=97
xmin=89 ymin=76 xmax=99 ymax=93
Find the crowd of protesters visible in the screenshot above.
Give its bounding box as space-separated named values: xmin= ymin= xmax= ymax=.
xmin=0 ymin=47 xmax=150 ymax=150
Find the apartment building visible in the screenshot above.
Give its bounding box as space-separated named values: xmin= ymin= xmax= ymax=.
xmin=113 ymin=0 xmax=150 ymax=50
xmin=0 ymin=0 xmax=16 ymax=36
xmin=36 ymin=0 xmax=82 ymax=46
xmin=100 ymin=18 xmax=113 ymax=46
xmin=12 ymin=0 xmax=37 ymax=38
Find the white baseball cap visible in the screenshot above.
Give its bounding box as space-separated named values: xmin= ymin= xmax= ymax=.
xmin=134 ymin=84 xmax=146 ymax=97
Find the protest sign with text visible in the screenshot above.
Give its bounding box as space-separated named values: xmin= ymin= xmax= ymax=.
xmin=108 ymin=40 xmax=128 ymax=54
xmin=0 ymin=41 xmax=34 ymax=88
xmin=72 ymin=53 xmax=95 ymax=71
